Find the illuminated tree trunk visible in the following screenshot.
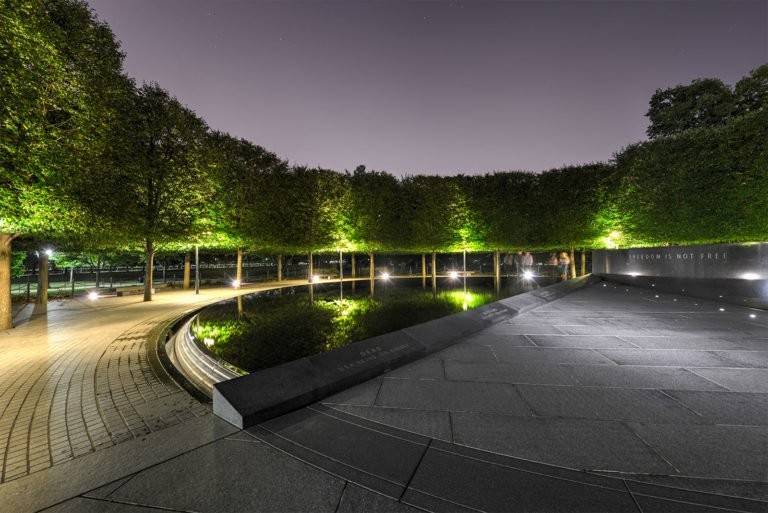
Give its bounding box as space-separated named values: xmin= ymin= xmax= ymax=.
xmin=95 ymin=255 xmax=102 ymax=289
xmin=143 ymin=239 xmax=154 ymax=302
xmin=236 ymin=248 xmax=243 ymax=284
xmin=422 ymin=254 xmax=427 ymax=289
xmin=34 ymin=251 xmax=49 ymax=314
xmin=351 ymin=254 xmax=356 ymax=294
xmin=431 ymin=251 xmax=437 ymax=298
xmin=0 ymin=233 xmax=14 ymax=329
xmin=581 ymin=250 xmax=586 ymax=276
xmin=494 ymin=250 xmax=501 ymax=295
xmin=308 ymin=251 xmax=314 ymax=304
xmin=368 ymin=252 xmax=375 ymax=298
xmin=569 ymin=246 xmax=576 ymax=279
xmin=183 ymin=253 xmax=191 ymax=289
xmin=277 ymin=253 xmax=283 ymax=282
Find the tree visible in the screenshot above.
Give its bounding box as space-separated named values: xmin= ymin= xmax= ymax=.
xmin=646 ymin=78 xmax=735 ymax=139
xmin=0 ymin=0 xmax=129 ymax=328
xmin=78 ymin=84 xmax=213 ymax=301
xmin=343 ymin=166 xmax=400 ymax=253
xmin=734 ymin=64 xmax=768 ymax=115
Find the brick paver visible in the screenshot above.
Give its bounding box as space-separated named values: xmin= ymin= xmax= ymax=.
xmin=0 ymin=283 xmax=300 ymax=484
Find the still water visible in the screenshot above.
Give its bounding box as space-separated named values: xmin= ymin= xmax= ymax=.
xmin=194 ymin=276 xmax=554 ymax=373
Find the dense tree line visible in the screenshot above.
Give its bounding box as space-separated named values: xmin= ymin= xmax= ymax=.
xmin=1 ymin=0 xmax=766 ymax=329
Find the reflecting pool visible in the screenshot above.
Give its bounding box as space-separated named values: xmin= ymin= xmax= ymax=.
xmin=194 ymin=276 xmax=553 ymax=373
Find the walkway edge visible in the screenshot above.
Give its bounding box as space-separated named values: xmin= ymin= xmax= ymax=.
xmin=213 ymin=275 xmax=601 ymax=429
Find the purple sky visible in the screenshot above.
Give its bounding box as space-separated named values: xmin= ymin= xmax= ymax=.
xmin=86 ymin=0 xmax=767 ymax=177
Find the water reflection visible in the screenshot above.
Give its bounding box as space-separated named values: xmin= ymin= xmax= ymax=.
xmin=196 ymin=276 xmax=554 ymax=373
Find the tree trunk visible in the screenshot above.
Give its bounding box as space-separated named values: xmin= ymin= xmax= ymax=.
xmin=309 ymin=251 xmax=314 ymax=304
xmin=95 ymin=257 xmax=102 ymax=289
xmin=236 ymin=248 xmax=243 ymax=284
xmin=0 ymin=233 xmax=14 ymax=329
xmin=581 ymin=250 xmax=586 ymax=277
xmin=34 ymin=251 xmax=49 ymax=314
xmin=143 ymin=240 xmax=154 ymax=302
xmin=277 ymin=253 xmax=283 ymax=282
xmin=351 ymin=254 xmax=356 ymax=294
xmin=422 ymin=253 xmax=427 ymax=289
xmin=569 ymin=246 xmax=576 ymax=279
xmin=70 ymin=266 xmax=76 ymax=298
xmin=494 ymin=250 xmax=501 ymax=295
xmin=368 ymin=252 xmax=375 ymax=298
xmin=183 ymin=253 xmax=191 ymax=289
xmin=431 ymin=251 xmax=437 ymax=298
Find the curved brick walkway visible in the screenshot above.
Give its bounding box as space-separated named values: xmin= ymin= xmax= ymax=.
xmin=0 ymin=283 xmax=301 ymax=484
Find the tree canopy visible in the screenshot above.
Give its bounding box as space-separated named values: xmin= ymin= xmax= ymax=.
xmin=1 ymin=0 xmax=765 ymax=329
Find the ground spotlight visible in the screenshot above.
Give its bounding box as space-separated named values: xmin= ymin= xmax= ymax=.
xmin=311 ymin=275 xmax=321 ymax=283
xmin=449 ymin=271 xmax=459 ymax=279
xmin=381 ymin=272 xmax=390 ymax=280
xmin=232 ymin=279 xmax=241 ymax=289
xmin=522 ymin=270 xmax=534 ymax=280
xmin=88 ymin=291 xmax=99 ymax=301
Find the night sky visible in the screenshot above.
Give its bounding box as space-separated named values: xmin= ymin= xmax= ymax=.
xmin=86 ymin=0 xmax=767 ymax=177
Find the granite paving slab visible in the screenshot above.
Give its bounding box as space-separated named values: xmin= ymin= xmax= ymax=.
xmin=81 ymin=476 xmax=135 ymax=500
xmin=403 ymin=445 xmax=639 ymax=512
xmin=527 ymin=334 xmax=640 ymax=349
xmin=41 ymin=497 xmax=169 ymax=513
xmin=336 ymin=483 xmax=424 ymax=513
xmin=605 ymin=474 xmax=768 ymax=502
xmin=663 ymin=390 xmax=768 ymax=426
xmin=108 ymin=437 xmax=345 ymax=513
xmin=568 ymin=365 xmax=728 ymax=391
xmin=482 ymin=322 xmax=567 ymax=335
xmin=688 ymin=368 xmax=768 ymax=392
xmin=320 ymin=377 xmax=382 ymax=406
xmin=491 ymin=346 xmax=618 ymax=365
xmin=713 ymin=350 xmax=768 ymax=368
xmin=628 ymin=480 xmax=768 ymax=513
xmin=450 ymin=412 xmax=676 ymax=474
xmin=555 ymin=325 xmax=653 ymax=337
xmin=632 ymin=495 xmax=745 ymax=512
xmin=383 ymin=358 xmax=445 ymax=379
xmin=426 ymin=342 xmax=498 ymax=362
xmin=323 ymin=404 xmax=453 ymax=441
xmin=374 ymin=378 xmax=532 ymax=414
xmin=627 ymin=423 xmax=768 ymax=481
xmin=619 ymin=336 xmax=768 ymax=351
xmin=462 ymin=333 xmax=536 ymax=347
xmin=257 ymin=406 xmax=429 ymax=491
xmin=444 ymin=360 xmax=580 ymax=386
xmin=597 ymin=348 xmax=740 ymax=367
xmin=517 ymin=385 xmax=704 ymax=424
xmin=0 ymin=415 xmax=238 ymax=513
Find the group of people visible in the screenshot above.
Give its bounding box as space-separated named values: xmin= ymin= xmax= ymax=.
xmin=503 ymin=250 xmax=534 ymax=276
xmin=504 ymin=250 xmax=572 ymax=281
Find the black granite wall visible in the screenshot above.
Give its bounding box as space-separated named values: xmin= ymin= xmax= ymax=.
xmin=592 ymin=243 xmax=768 ymax=309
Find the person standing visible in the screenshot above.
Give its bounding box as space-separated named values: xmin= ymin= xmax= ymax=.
xmin=522 ymin=251 xmax=533 ymax=274
xmin=514 ymin=251 xmax=524 ymax=275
